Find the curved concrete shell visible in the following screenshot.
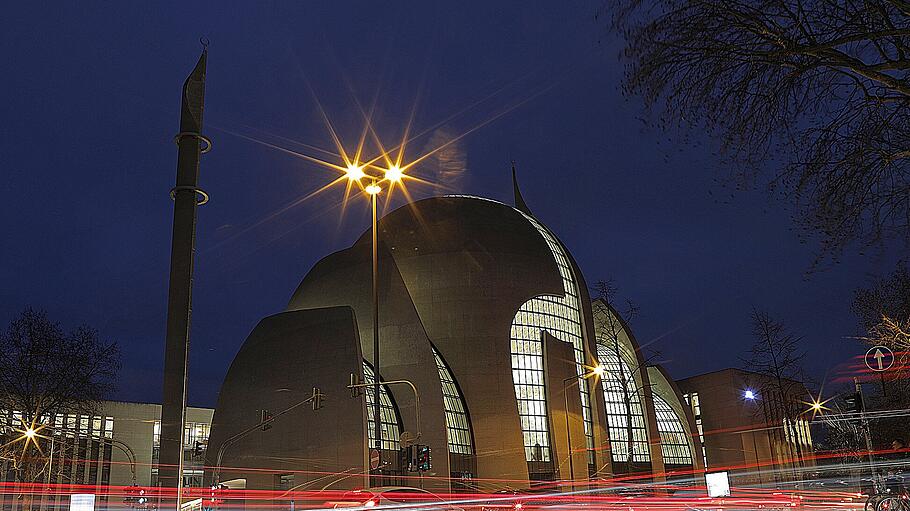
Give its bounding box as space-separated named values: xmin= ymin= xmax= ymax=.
xmin=206 ymin=193 xmax=697 ymax=491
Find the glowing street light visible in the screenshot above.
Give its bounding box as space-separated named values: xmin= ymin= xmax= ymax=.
xmin=804 ymin=393 xmax=831 ymax=419
xmin=384 ymin=164 xmax=403 ymax=183
xmin=23 ymin=428 xmax=36 ymax=440
xmin=744 ymin=390 xmax=756 ymax=400
xmin=346 ymin=163 xmax=366 ymax=181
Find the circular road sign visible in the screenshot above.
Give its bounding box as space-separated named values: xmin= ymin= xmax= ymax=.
xmin=369 ymin=449 xmax=381 ymax=470
xmin=864 ymin=345 xmax=895 ymax=372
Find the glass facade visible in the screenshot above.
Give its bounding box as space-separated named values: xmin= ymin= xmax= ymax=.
xmin=509 ymin=212 xmax=595 ymax=468
xmin=152 ymin=419 xmax=210 ymax=487
xmin=431 ymin=344 xmax=474 ymax=455
xmin=446 ymin=195 xmax=595 ymax=468
xmin=0 ymin=410 xmax=115 ymax=487
xmin=596 ymin=346 xmax=651 ymax=463
xmin=652 ymin=395 xmax=693 ymax=466
xmin=683 ymin=392 xmax=708 ymax=467
xmin=363 ymin=360 xmax=402 ymax=451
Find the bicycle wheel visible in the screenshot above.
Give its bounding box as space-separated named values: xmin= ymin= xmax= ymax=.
xmin=877 ymin=497 xmax=902 ymax=511
xmin=869 ymin=495 xmax=884 ymax=511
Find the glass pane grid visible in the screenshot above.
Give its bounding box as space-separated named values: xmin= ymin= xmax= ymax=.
xmin=507 ymin=213 xmax=594 ymax=463
xmin=432 ymin=345 xmax=474 ymax=455
xmin=446 ymin=196 xmax=595 ymax=464
xmin=597 ymin=346 xmax=651 ymax=463
xmin=653 ymin=395 xmax=693 ymax=465
xmin=363 ymin=361 xmax=402 ymax=451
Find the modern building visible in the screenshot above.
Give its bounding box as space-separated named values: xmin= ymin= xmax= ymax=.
xmin=0 ymin=401 xmax=212 ymax=509
xmin=677 ymin=368 xmax=814 ymax=487
xmin=205 ymin=186 xmax=704 ymax=492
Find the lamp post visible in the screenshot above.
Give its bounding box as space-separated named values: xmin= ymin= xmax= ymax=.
xmin=743 ymin=389 xmax=763 ymax=485
xmin=345 ymin=164 xmax=402 ymax=476
xmin=562 ymin=365 xmax=605 ymax=483
xmin=367 ymin=179 xmax=381 ymax=460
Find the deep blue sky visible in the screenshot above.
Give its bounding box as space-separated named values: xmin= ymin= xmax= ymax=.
xmin=1 ymin=2 xmax=900 ymax=407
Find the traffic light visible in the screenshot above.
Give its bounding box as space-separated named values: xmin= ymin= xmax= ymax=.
xmin=844 ymin=392 xmax=864 ymax=413
xmin=192 ymin=440 xmax=205 ymax=457
xmin=399 ymin=445 xmax=415 ymax=471
xmin=312 ymin=386 xmax=325 ymax=410
xmin=416 ymin=444 xmax=431 ymax=472
xmin=350 ymin=373 xmax=364 ymax=397
xmin=260 ymin=409 xmax=273 ymax=431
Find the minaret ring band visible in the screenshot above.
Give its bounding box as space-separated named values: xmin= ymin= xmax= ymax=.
xmin=173 ymin=132 xmax=212 ymax=154
xmin=170 ymin=186 xmax=209 ymax=206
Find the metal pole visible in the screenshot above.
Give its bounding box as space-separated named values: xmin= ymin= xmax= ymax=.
xmin=160 ymin=44 xmax=209 ymax=510
xmin=214 ymin=391 xmax=322 ymax=484
xmin=856 ymin=377 xmax=877 ymax=492
xmin=372 ymin=187 xmax=381 ymax=462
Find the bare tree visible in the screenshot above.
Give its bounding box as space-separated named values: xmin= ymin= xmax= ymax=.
xmin=606 ymin=0 xmax=910 ymax=264
xmin=592 ymin=280 xmax=660 ymax=474
xmin=743 ymin=309 xmax=811 ymax=477
xmin=0 ymin=308 xmax=120 ymax=490
xmin=854 ymin=262 xmax=910 ymax=349
xmin=852 ymin=263 xmax=910 ymax=442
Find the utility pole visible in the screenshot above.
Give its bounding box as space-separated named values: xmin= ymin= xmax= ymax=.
xmin=855 ymin=377 xmax=877 ymax=492
xmin=159 ymin=42 xmax=211 ymax=507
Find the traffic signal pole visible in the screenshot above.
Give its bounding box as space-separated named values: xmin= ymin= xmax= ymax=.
xmin=348 ymin=377 xmax=421 ymax=442
xmin=213 ymin=387 xmax=325 ymax=484
xmin=855 ymin=377 xmax=877 ymax=491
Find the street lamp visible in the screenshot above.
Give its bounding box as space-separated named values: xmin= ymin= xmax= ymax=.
xmin=743 ymin=389 xmax=763 ymax=485
xmin=233 ymin=114 xmax=434 ymax=475
xmin=562 ymin=364 xmax=606 ymax=483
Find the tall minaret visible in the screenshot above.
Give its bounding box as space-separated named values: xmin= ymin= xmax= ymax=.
xmin=159 ymin=44 xmax=209 ymax=502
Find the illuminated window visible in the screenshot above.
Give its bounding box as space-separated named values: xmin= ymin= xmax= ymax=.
xmin=445 ymin=196 xmax=595 ymax=465
xmin=510 ymin=213 xmax=595 ymax=465
xmin=653 ymin=395 xmax=693 ymax=465
xmin=683 ymin=392 xmax=708 ymax=467
xmin=597 ymin=347 xmax=651 ymax=463
xmin=432 ymin=345 xmax=474 ymax=455
xmin=363 ymin=360 xmax=402 ymax=451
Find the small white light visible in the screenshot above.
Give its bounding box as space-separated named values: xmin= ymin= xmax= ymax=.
xmin=744 ymin=390 xmax=755 ymax=400
xmin=365 ymin=184 xmax=382 ymax=195
xmin=385 ymin=165 xmax=403 ymax=183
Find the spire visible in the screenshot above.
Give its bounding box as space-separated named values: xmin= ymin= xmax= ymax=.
xmin=511 ymin=160 xmax=533 ymax=216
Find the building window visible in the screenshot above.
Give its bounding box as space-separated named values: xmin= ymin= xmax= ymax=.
xmin=683 ymin=392 xmax=708 ymax=467
xmin=652 ymin=395 xmax=693 ymax=466
xmin=597 ymin=348 xmax=651 ymax=463
xmin=431 ymin=344 xmax=474 ymax=455
xmin=363 ymin=360 xmax=402 ymax=451
xmin=152 ymin=419 xmax=210 ymax=486
xmin=509 ymin=212 xmax=596 ymax=466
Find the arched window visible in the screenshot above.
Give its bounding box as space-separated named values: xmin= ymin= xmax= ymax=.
xmin=362 ymin=360 xmax=401 ymax=450
xmin=596 ymin=346 xmax=651 ymax=463
xmin=510 ymin=213 xmax=595 ymax=467
xmin=652 ymin=394 xmax=693 ymax=466
xmin=431 ymin=345 xmax=473 ymax=455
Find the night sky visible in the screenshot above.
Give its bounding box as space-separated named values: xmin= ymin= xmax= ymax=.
xmin=1 ymin=2 xmax=901 ymax=407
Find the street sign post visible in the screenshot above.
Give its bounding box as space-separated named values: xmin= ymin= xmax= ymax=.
xmin=864 ymin=346 xmax=895 ymax=372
